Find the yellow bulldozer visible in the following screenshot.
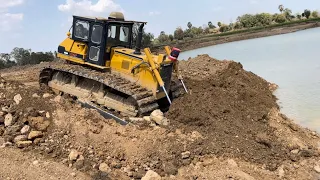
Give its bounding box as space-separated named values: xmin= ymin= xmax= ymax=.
xmin=39 ymin=12 xmax=186 ymax=122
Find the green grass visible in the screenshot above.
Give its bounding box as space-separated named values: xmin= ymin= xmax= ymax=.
xmin=151 ymin=18 xmax=320 ymax=49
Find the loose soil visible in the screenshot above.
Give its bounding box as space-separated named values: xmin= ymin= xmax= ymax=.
xmin=0 ymin=55 xmax=320 ymax=180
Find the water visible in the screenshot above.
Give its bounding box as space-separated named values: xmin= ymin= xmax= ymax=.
xmin=179 ymin=27 xmax=320 ymax=132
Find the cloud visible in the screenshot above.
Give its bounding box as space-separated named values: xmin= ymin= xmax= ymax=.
xmin=0 ymin=13 xmax=24 ymax=32
xmin=0 ymin=0 xmax=24 ymax=32
xmin=0 ymin=0 xmax=24 ymax=9
xmin=58 ymin=0 xmax=123 ymax=16
xmin=149 ymin=11 xmax=161 ymax=16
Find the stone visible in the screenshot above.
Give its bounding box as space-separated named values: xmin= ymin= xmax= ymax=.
xmin=28 ymin=117 xmax=50 ymax=131
xmin=291 ymin=149 xmax=299 ymax=154
xmin=32 ymin=93 xmax=40 ymax=98
xmin=16 ymin=141 xmax=32 ymax=148
xmin=0 ymin=111 xmax=5 ymax=117
xmin=181 ymin=151 xmax=191 ymax=159
xmin=141 ymin=170 xmax=161 ymax=180
xmin=227 ymin=159 xmax=238 ymax=168
xmin=43 ymin=93 xmax=51 ymax=98
xmin=143 ymin=116 xmax=151 ymax=122
xmin=69 ymin=149 xmax=80 ymax=161
xmin=314 ymin=165 xmax=320 ymax=173
xmin=277 ymin=166 xmax=285 ymax=178
xmin=33 ymin=160 xmax=39 ymax=166
xmin=33 ymin=138 xmax=42 ymax=145
xmin=53 ymin=95 xmax=62 ymax=102
xmin=150 ymin=110 xmax=164 ymax=124
xmin=129 ymin=117 xmax=144 ymax=122
xmin=13 ymin=94 xmax=22 ymax=105
xmin=1 ymin=142 xmax=12 ymax=148
xmin=14 ymin=135 xmax=28 ymax=143
xmin=99 ymin=163 xmax=111 ymax=173
xmin=4 ymin=113 xmax=13 ymax=127
xmin=45 ymin=112 xmax=50 ymax=118
xmin=71 ymin=172 xmax=76 ymax=177
xmin=20 ymin=125 xmax=31 ymax=134
xmin=28 ymin=131 xmax=43 ymax=140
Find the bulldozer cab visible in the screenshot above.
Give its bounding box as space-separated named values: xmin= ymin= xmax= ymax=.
xmin=71 ymin=15 xmax=136 ymax=67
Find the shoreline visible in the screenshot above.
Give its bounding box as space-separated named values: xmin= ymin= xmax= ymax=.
xmin=152 ymin=21 xmax=320 ymax=53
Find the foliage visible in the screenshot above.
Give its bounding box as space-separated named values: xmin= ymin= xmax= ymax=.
xmin=157 ymin=31 xmax=170 ymax=43
xmin=187 ymin=22 xmax=192 ymax=29
xmin=208 ymin=21 xmax=216 ymax=29
xmin=219 ymin=24 xmax=231 ymax=33
xmin=312 ymin=11 xmax=319 ymax=18
xmin=174 ymin=27 xmax=184 ymax=40
xmin=217 ymin=22 xmax=222 ymax=27
xmin=303 ymin=9 xmax=311 ymax=19
xmin=278 ymin=5 xmax=284 ymax=13
xmin=296 ymin=13 xmax=302 ymax=20
xmin=169 ymin=34 xmax=174 ymax=41
xmin=237 ymin=13 xmax=272 ymax=28
xmin=273 ymin=13 xmax=287 ymax=23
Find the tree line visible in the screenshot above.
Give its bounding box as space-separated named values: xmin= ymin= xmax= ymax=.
xmin=0 ymin=48 xmax=55 ymax=69
xmin=140 ymin=5 xmax=319 ymax=46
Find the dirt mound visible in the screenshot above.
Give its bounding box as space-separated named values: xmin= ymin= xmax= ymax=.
xmin=167 ymin=55 xmax=292 ymax=170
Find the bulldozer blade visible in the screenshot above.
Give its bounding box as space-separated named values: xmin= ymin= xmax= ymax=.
xmin=78 ymin=99 xmax=128 ymax=125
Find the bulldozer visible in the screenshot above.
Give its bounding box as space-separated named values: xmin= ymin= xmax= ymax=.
xmin=39 ymin=12 xmax=186 ymax=121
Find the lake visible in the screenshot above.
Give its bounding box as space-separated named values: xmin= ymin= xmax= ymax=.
xmin=179 ymin=27 xmax=320 ymax=132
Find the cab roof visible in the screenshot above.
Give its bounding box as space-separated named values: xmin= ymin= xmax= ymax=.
xmin=73 ymin=15 xmax=147 ymax=24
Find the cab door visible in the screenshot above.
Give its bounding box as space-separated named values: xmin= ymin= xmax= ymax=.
xmin=86 ymin=22 xmax=107 ymax=66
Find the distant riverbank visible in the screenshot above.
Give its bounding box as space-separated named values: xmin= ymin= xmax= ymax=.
xmin=152 ymin=20 xmax=320 ymax=53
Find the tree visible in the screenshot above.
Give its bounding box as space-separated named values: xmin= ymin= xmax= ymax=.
xmin=303 ymin=9 xmax=311 ymax=19
xmin=187 ymin=22 xmax=192 ymax=29
xmin=312 ymin=11 xmax=319 ymax=18
xmin=219 ymin=24 xmax=231 ymax=33
xmin=208 ymin=21 xmax=216 ymax=28
xmin=168 ymin=34 xmax=174 ymax=41
xmin=158 ymin=32 xmax=170 ymax=43
xmin=234 ymin=22 xmax=243 ymax=29
xmin=274 ymin=14 xmax=287 ymax=23
xmin=11 ymin=47 xmax=31 ymax=66
xmin=283 ymin=8 xmax=293 ymax=20
xmin=296 ymin=13 xmax=302 ymax=20
xmin=174 ymin=27 xmax=184 ymax=40
xmin=217 ymin=22 xmax=222 ymax=27
xmin=278 ymin=5 xmax=284 ymax=13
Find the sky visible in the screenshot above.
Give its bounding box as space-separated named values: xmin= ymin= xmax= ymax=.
xmin=0 ymin=0 xmax=319 ymax=53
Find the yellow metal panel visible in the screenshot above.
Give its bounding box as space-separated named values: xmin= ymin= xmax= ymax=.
xmin=57 ymin=53 xmax=85 ymax=64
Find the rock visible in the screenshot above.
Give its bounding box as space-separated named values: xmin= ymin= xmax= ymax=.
xmin=255 ymin=133 xmax=271 ymax=148
xmin=33 ymin=160 xmax=39 ymax=166
xmin=143 ymin=116 xmax=151 ymax=122
xmin=28 ymin=131 xmax=43 ymax=140
xmin=13 ymin=94 xmax=22 ymax=105
xmin=71 ymin=172 xmax=76 ymax=177
xmin=45 ymin=112 xmax=50 ymax=118
xmin=299 ymin=149 xmax=314 ymax=157
xmin=0 ymin=111 xmax=5 ymax=117
xmin=32 ymin=93 xmax=40 ymax=98
xmin=53 ymin=95 xmax=62 ymax=102
xmin=16 ymin=141 xmax=32 ymax=148
xmin=150 ymin=110 xmax=164 ymax=124
xmin=99 ymin=163 xmax=111 ymax=173
xmin=227 ymin=159 xmax=238 ymax=168
xmin=33 ymin=138 xmax=42 ymax=145
xmin=141 ymin=170 xmax=161 ymax=180
xmin=1 ymin=142 xmax=12 ymax=148
xmin=28 ymin=117 xmax=50 ymax=131
xmin=181 ymin=151 xmax=191 ymax=159
xmin=20 ymin=125 xmax=31 ymax=134
xmin=43 ymin=93 xmax=51 ymax=98
xmin=69 ymin=149 xmax=80 ymax=161
xmin=291 ymin=149 xmax=299 ymax=154
xmin=4 ymin=113 xmax=13 ymax=127
xmin=277 ymin=166 xmax=285 ymax=178
xmin=129 ymin=117 xmax=144 ymax=122
xmin=14 ymin=135 xmax=28 ymax=143
xmin=314 ymin=165 xmax=320 ymax=173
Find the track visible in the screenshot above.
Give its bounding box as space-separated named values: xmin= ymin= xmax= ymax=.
xmin=39 ymin=62 xmax=184 ymax=117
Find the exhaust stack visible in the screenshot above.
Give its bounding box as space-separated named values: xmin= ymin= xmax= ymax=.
xmin=134 ymin=23 xmax=144 ymax=55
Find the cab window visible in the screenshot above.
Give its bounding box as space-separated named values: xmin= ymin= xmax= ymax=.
xmin=107 ymin=24 xmax=131 ymax=46
xmin=74 ymin=20 xmax=89 ymax=40
xmin=91 ymin=25 xmax=103 ymax=44
xmin=120 ymin=26 xmax=129 ymax=42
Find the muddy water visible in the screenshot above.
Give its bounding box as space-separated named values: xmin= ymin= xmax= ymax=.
xmin=179 ymin=27 xmax=320 ymax=132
